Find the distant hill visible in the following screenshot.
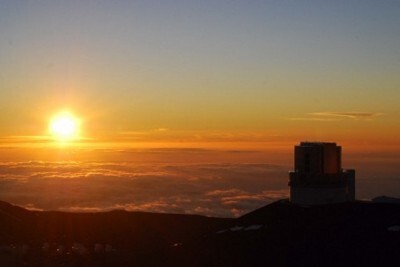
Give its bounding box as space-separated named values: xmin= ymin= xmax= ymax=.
xmin=0 ymin=199 xmax=399 ymax=266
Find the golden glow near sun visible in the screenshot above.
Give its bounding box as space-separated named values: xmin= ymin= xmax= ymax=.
xmin=49 ymin=112 xmax=80 ymax=141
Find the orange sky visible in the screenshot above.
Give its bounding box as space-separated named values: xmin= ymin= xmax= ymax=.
xmin=0 ymin=1 xmax=399 ymax=158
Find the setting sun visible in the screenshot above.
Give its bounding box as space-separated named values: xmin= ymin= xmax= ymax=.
xmin=49 ymin=112 xmax=80 ymax=141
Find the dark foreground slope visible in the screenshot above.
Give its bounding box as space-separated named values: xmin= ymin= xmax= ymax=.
xmin=0 ymin=200 xmax=399 ymax=266
xmin=178 ymin=200 xmax=400 ymax=267
xmin=0 ymin=200 xmax=231 ymax=266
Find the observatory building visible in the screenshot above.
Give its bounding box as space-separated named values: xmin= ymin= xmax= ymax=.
xmin=289 ymin=142 xmax=355 ymax=205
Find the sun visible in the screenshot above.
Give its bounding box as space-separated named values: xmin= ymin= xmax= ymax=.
xmin=49 ymin=112 xmax=80 ymax=141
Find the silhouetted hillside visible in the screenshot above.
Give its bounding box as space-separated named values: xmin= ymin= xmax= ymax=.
xmin=179 ymin=200 xmax=400 ymax=267
xmin=0 ymin=200 xmax=231 ymax=266
xmin=0 ymin=200 xmax=399 ymax=266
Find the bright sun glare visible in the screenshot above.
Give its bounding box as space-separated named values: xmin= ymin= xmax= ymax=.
xmin=49 ymin=112 xmax=80 ymax=141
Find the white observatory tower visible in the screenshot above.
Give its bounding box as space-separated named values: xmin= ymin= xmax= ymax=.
xmin=289 ymin=142 xmax=355 ymax=205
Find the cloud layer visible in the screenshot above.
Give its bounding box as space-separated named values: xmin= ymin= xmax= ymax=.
xmin=0 ymin=161 xmax=289 ymax=217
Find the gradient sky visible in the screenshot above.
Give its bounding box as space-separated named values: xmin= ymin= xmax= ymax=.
xmin=0 ymin=0 xmax=399 ymax=148
xmin=0 ymin=1 xmax=399 ymax=212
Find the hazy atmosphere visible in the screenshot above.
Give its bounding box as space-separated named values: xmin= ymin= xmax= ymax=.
xmin=0 ymin=0 xmax=399 ymax=217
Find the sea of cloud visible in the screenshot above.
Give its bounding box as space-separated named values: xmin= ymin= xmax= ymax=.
xmin=0 ymin=146 xmax=399 ymax=217
xmin=0 ymin=161 xmax=289 ymax=217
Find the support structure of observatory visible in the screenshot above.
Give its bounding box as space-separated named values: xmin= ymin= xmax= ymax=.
xmin=289 ymin=142 xmax=355 ymax=205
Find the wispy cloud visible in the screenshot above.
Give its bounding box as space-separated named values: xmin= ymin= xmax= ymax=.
xmin=154 ymin=128 xmax=168 ymax=132
xmin=289 ymin=112 xmax=383 ymax=122
xmin=311 ymin=112 xmax=383 ymax=120
xmin=0 ymin=135 xmax=51 ymax=144
xmin=289 ymin=117 xmax=340 ymax=122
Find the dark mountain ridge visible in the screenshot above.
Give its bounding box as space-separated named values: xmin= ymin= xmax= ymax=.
xmin=0 ymin=199 xmax=399 ymax=266
xmin=180 ymin=200 xmax=400 ymax=266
